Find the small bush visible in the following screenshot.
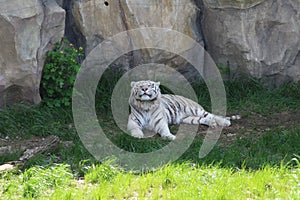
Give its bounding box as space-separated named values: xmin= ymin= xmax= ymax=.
xmin=41 ymin=38 xmax=84 ymax=107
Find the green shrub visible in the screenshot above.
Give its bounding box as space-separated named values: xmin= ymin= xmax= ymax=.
xmin=41 ymin=38 xmax=84 ymax=107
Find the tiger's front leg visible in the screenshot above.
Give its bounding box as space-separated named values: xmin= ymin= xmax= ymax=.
xmin=157 ymin=125 xmax=176 ymax=140
xmin=127 ymin=114 xmax=144 ymax=138
xmin=151 ymin=118 xmax=176 ymax=140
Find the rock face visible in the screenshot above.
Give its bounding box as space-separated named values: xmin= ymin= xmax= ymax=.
xmin=70 ymin=0 xmax=203 ymax=53
xmin=201 ymin=0 xmax=300 ymax=87
xmin=69 ymin=0 xmax=203 ymax=72
xmin=0 ymin=0 xmax=300 ymax=107
xmin=67 ymin=0 xmax=300 ymax=87
xmin=203 ymin=0 xmax=266 ymax=9
xmin=0 ymin=0 xmax=65 ymax=107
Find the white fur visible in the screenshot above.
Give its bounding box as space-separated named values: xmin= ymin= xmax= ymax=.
xmin=127 ymin=80 xmax=235 ymax=140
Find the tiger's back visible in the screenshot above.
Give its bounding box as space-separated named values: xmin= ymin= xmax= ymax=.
xmin=160 ymin=94 xmax=206 ymax=125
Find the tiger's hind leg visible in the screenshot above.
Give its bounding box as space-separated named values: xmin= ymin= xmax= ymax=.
xmin=182 ymin=116 xmax=217 ymax=127
xmin=182 ymin=114 xmax=231 ymax=128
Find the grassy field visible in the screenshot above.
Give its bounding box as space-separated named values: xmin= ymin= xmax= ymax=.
xmin=0 ymin=80 xmax=300 ymax=199
xmin=1 ymin=161 xmax=299 ymax=199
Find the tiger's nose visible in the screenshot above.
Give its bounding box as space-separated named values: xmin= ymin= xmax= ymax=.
xmin=142 ymin=88 xmax=148 ymax=91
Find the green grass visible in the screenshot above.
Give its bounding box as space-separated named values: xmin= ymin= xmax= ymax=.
xmin=0 ymin=79 xmax=300 ymax=199
xmin=194 ymin=80 xmax=300 ymax=113
xmin=188 ymin=129 xmax=300 ymax=169
xmin=0 ymin=104 xmax=74 ymax=139
xmin=1 ymin=161 xmax=299 ymax=199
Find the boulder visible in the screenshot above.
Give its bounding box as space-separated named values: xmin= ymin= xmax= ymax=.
xmin=0 ymin=0 xmax=65 ymax=107
xmin=69 ymin=0 xmax=204 ymax=71
xmin=202 ymin=0 xmax=300 ymax=87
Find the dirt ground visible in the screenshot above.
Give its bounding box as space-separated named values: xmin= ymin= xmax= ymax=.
xmin=1 ymin=111 xmax=300 ymax=158
xmin=205 ymin=111 xmax=300 ymax=146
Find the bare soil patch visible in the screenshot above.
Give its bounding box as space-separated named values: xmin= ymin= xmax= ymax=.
xmin=207 ymin=111 xmax=300 ymax=146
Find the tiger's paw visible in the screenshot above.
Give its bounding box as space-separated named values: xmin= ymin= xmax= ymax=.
xmin=209 ymin=118 xmax=218 ymax=128
xmin=161 ymin=134 xmax=176 ymax=141
xmin=219 ymin=117 xmax=231 ymax=127
xmin=130 ymin=130 xmax=144 ymax=139
xmin=212 ymin=116 xmax=231 ymax=127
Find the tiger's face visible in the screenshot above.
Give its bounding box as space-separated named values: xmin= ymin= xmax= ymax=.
xmin=130 ymin=80 xmax=161 ymax=101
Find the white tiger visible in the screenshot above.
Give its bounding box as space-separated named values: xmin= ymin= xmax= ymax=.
xmin=127 ymin=80 xmax=238 ymax=140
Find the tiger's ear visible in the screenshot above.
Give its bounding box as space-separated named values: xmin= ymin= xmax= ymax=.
xmin=155 ymin=82 xmax=160 ymax=86
xmin=130 ymin=81 xmax=136 ymax=87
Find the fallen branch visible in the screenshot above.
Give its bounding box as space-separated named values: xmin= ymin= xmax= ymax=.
xmin=0 ymin=135 xmax=60 ymax=172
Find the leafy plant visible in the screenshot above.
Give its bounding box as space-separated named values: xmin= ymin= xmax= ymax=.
xmin=41 ymin=38 xmax=84 ymax=107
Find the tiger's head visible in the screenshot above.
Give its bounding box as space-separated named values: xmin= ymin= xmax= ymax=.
xmin=130 ymin=80 xmax=161 ymax=101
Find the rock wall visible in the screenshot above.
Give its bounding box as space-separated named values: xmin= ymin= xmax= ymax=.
xmin=70 ymin=0 xmax=203 ymax=52
xmin=0 ymin=0 xmax=65 ymax=107
xmin=0 ymin=0 xmax=299 ymax=107
xmin=201 ymin=0 xmax=300 ymax=87
xmin=68 ymin=0 xmax=203 ymax=72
